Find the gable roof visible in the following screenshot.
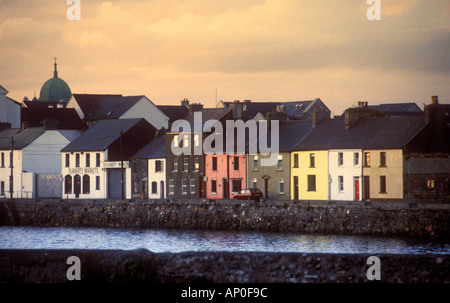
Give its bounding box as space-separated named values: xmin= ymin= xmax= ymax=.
xmin=70 ymin=94 xmax=122 ymax=117
xmin=21 ymin=107 xmax=84 ymax=129
xmin=220 ymin=98 xmax=329 ymax=120
xmin=294 ymin=116 xmax=425 ymax=151
xmin=0 ymin=127 xmax=46 ymax=150
xmin=85 ymin=95 xmax=144 ymax=120
xmin=178 ymin=108 xmax=232 ymax=131
xmin=61 ymin=118 xmax=151 ymax=152
xmin=367 ymin=102 xmax=423 ymax=114
xmin=157 ymin=105 xmax=190 ymax=124
xmin=131 ymin=134 xmax=166 ymax=159
xmin=247 ymin=120 xmax=313 ymax=153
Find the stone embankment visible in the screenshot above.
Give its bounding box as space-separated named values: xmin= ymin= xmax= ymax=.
xmin=1 ymin=199 xmax=449 ymax=238
xmin=0 ymin=249 xmax=448 ymax=283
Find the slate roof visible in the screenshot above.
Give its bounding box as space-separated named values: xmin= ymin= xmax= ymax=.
xmin=21 ymin=107 xmax=84 ymax=129
xmin=84 ymin=95 xmax=144 ymax=120
xmin=70 ymin=94 xmax=122 ymax=117
xmin=247 ymin=120 xmax=313 ymax=153
xmin=221 ymin=99 xmax=329 ymax=119
xmin=157 ymin=105 xmax=190 ymax=124
xmin=178 ymin=108 xmax=232 ymax=130
xmin=293 ymin=116 xmax=425 ymax=151
xmin=367 ymin=103 xmax=423 ymax=114
xmin=0 ymin=127 xmax=45 ymax=150
xmin=131 ymin=134 xmax=166 ymax=159
xmin=61 ymin=118 xmax=149 ymax=152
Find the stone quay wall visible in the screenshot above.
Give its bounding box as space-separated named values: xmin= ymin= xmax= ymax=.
xmin=0 ymin=249 xmax=448 ymax=283
xmin=1 ymin=199 xmax=449 ymax=238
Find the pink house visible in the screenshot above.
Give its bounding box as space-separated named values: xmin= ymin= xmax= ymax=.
xmin=205 ymin=154 xmax=246 ymax=199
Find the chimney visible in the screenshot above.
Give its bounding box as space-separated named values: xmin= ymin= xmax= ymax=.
xmin=312 ymin=108 xmax=330 ymax=127
xmin=181 ymin=98 xmax=190 ymax=108
xmin=431 ymin=96 xmax=439 ymax=105
xmin=43 ymin=118 xmax=58 ymax=130
xmin=230 ymin=100 xmax=243 ymax=119
xmin=424 ymin=98 xmax=450 ymax=151
xmin=188 ymin=102 xmax=203 ymax=113
xmin=344 ymin=105 xmax=381 ymax=130
xmin=155 ymin=127 xmax=166 ymax=138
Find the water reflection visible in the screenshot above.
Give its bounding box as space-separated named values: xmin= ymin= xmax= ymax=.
xmin=0 ymin=226 xmax=449 ymax=255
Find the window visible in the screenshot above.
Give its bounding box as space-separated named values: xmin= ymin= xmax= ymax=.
xmin=231 ymin=179 xmax=242 ymax=193
xmin=252 ymin=178 xmax=257 ymax=189
xmin=233 ymin=156 xmax=239 ymax=171
xmin=190 ymin=179 xmax=195 ymax=194
xmin=307 ymin=175 xmax=316 ymax=191
xmin=184 ymin=158 xmax=189 ymax=172
xmin=279 ymin=179 xmax=285 ymax=194
xmin=85 ymin=154 xmax=90 ymax=167
xmin=293 ymin=154 xmax=299 ymax=168
xmin=96 ymin=153 xmax=101 ymax=167
xmin=380 ymin=152 xmax=386 ymax=167
xmin=168 ymin=179 xmax=174 ymax=195
xmin=64 ymin=175 xmax=72 ymax=194
xmin=310 ymin=153 xmax=315 ymax=168
xmin=354 ymin=153 xmax=359 ymax=166
xmin=364 ymin=152 xmax=370 ymax=167
xmin=212 ymin=156 xmax=217 ymax=171
xmin=152 ymin=181 xmax=157 ymax=194
xmin=9 ymin=152 xmax=12 ymax=168
xmin=65 ymin=154 xmax=70 ymax=168
xmin=194 ymin=134 xmax=200 ymax=147
xmin=173 ymin=135 xmax=179 ymax=147
xmin=1 ymin=181 xmax=4 ymax=195
xmin=75 ymin=154 xmax=80 ymax=167
xmin=182 ymin=179 xmax=188 ymax=195
xmin=183 ymin=135 xmax=189 ymax=147
xmin=95 ymin=176 xmax=100 ymax=190
xmin=194 ymin=158 xmax=199 ymax=172
xmin=253 ymin=156 xmax=258 ymax=170
xmin=173 ymin=158 xmax=178 ymax=172
xmin=155 ymin=160 xmax=163 ymax=172
xmin=380 ymin=176 xmax=387 ymax=193
xmin=211 ymin=179 xmax=217 ymax=194
xmin=82 ymin=175 xmax=90 ymax=194
xmin=338 ymin=176 xmax=344 ymax=192
xmin=277 ymin=155 xmax=283 ymax=170
xmin=338 ymin=152 xmax=343 ymax=166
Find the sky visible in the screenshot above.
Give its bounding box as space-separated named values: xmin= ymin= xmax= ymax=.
xmin=0 ymin=0 xmax=449 ymax=115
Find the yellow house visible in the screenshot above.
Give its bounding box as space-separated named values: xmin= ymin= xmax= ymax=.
xmin=291 ymin=150 xmax=328 ymax=200
xmin=361 ymin=149 xmax=404 ymax=201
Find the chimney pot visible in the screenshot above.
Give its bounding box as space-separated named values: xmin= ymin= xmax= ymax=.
xmin=431 ymin=96 xmax=439 ymax=105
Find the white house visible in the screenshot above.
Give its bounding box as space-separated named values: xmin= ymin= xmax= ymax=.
xmin=61 ymin=118 xmax=156 ymax=199
xmin=328 ymin=150 xmax=363 ymax=201
xmin=0 ymin=84 xmax=21 ymax=129
xmin=0 ymin=123 xmax=81 ymax=198
xmin=66 ymin=94 xmax=169 ymax=130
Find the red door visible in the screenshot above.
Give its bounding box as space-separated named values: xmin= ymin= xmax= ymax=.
xmin=354 ymin=178 xmax=360 ymax=201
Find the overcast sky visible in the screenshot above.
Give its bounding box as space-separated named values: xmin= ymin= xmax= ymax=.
xmin=1 ymin=0 xmax=449 ymax=115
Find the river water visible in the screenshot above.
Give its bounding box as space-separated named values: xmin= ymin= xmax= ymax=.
xmin=0 ymin=226 xmax=449 ymax=254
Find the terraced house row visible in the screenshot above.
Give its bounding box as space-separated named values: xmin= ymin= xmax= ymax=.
xmin=1 ymin=81 xmax=449 ymax=204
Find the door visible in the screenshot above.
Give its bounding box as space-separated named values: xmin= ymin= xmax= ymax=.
xmin=222 ymin=178 xmax=228 ymax=199
xmin=363 ymin=176 xmax=370 ymax=200
xmin=264 ymin=178 xmax=269 ymax=198
xmin=74 ymin=175 xmax=81 ymax=198
xmin=108 ymin=169 xmax=125 ymax=199
xmin=160 ymin=181 xmax=164 ymax=199
xmin=293 ymin=176 xmax=299 ymax=200
xmin=354 ymin=177 xmax=360 ymax=201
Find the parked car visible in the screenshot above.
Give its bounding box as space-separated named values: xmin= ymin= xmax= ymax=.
xmin=233 ymin=188 xmax=263 ymax=202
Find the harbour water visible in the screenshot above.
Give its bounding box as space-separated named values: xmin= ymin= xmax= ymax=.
xmin=0 ymin=226 xmax=449 ymax=254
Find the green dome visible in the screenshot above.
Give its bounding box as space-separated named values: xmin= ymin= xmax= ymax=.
xmin=39 ymin=60 xmax=72 ymax=102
